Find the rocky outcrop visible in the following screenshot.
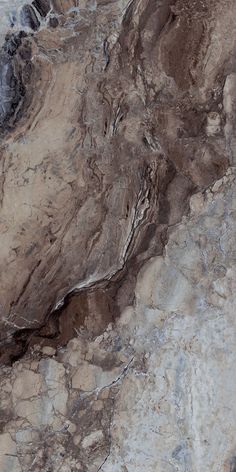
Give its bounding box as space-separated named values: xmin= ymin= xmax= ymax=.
xmin=0 ymin=0 xmax=236 ymax=470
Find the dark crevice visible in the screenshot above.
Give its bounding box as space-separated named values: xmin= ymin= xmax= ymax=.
xmin=32 ymin=0 xmax=50 ymax=17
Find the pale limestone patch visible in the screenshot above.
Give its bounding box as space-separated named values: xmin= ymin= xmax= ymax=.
xmin=73 ymin=434 xmax=82 ymax=446
xmin=42 ymin=346 xmax=56 ymax=356
xmin=14 ymin=397 xmax=53 ymax=427
xmin=11 ymin=358 xmax=69 ymax=428
xmin=0 ymin=433 xmax=21 ymax=472
xmin=15 ymin=428 xmax=39 ymax=443
xmin=81 ymin=430 xmax=104 ymax=449
xmin=190 ymin=192 xmax=205 ymax=215
xmin=61 ymin=338 xmax=86 ymax=367
xmin=136 ymin=257 xmax=195 ymax=313
xmin=39 ymin=358 xmax=68 ymax=417
xmin=224 ymin=73 xmax=236 ymax=164
xmin=72 ymin=363 xmax=99 ymax=391
xmin=72 ymin=360 xmax=123 ymax=391
xmin=12 ymin=370 xmax=43 ymax=402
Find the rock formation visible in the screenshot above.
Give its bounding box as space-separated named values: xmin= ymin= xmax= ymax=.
xmin=0 ymin=0 xmax=236 ymax=471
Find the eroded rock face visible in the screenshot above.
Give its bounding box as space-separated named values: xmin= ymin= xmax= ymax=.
xmin=0 ymin=0 xmax=236 ymax=470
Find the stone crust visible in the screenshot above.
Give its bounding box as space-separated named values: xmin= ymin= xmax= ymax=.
xmin=0 ymin=0 xmax=236 ymax=471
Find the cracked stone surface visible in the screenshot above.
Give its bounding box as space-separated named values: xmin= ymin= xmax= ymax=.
xmin=0 ymin=0 xmax=236 ymax=471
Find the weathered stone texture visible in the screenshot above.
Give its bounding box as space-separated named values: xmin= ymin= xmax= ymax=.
xmin=0 ymin=0 xmax=236 ymax=471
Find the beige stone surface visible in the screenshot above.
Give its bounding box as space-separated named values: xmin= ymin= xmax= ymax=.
xmin=12 ymin=369 xmax=43 ymax=401
xmin=72 ymin=363 xmax=99 ymax=391
xmin=42 ymin=346 xmax=56 ymax=356
xmin=81 ymin=430 xmax=104 ymax=449
xmin=0 ymin=433 xmax=21 ymax=472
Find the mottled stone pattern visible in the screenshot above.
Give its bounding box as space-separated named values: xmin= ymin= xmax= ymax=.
xmin=0 ymin=330 xmax=132 ymax=471
xmin=1 ymin=171 xmax=236 ymax=471
xmin=0 ymin=0 xmax=236 ymax=471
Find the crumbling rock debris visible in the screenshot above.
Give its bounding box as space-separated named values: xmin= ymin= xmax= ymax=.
xmin=0 ymin=329 xmax=131 ymax=472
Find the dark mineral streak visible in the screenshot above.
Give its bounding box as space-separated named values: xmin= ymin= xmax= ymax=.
xmin=0 ymin=33 xmax=27 ymax=128
xmin=32 ymin=0 xmax=50 ymax=17
xmin=20 ymin=4 xmax=40 ymax=31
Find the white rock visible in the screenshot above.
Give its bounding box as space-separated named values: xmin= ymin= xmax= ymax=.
xmin=81 ymin=430 xmax=104 ymax=449
xmin=12 ymin=370 xmax=43 ymax=402
xmin=0 ymin=433 xmax=21 ymax=472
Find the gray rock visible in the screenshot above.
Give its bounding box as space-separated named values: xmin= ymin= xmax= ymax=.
xmin=0 ymin=33 xmax=26 ymax=128
xmin=20 ymin=4 xmax=40 ymax=31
